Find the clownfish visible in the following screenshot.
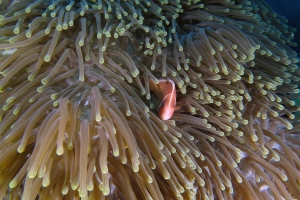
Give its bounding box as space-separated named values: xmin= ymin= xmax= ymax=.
xmin=149 ymin=78 xmax=176 ymax=120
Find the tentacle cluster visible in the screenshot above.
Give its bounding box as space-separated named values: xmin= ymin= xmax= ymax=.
xmin=0 ymin=0 xmax=300 ymax=199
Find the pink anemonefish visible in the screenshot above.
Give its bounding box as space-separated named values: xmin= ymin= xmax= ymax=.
xmin=149 ymin=78 xmax=176 ymax=120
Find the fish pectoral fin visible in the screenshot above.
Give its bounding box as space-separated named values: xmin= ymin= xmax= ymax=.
xmin=174 ymin=101 xmax=188 ymax=110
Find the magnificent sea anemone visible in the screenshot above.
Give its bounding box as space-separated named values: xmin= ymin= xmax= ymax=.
xmin=0 ymin=0 xmax=300 ymax=199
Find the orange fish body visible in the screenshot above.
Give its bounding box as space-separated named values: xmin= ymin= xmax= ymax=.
xmin=149 ymin=78 xmax=176 ymax=120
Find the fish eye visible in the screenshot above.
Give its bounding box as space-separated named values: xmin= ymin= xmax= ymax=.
xmin=159 ymin=101 xmax=165 ymax=108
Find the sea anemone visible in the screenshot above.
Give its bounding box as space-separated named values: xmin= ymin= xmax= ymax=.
xmin=0 ymin=0 xmax=300 ymax=199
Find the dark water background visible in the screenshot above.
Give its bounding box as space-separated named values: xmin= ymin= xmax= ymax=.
xmin=264 ymin=0 xmax=300 ymax=55
xmin=264 ymin=0 xmax=300 ymax=109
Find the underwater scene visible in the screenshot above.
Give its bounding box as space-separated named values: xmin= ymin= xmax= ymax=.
xmin=0 ymin=0 xmax=300 ymax=199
